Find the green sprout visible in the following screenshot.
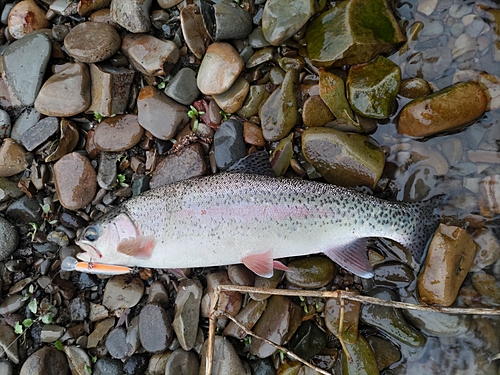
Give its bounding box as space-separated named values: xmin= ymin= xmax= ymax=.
xmin=187 ymin=105 xmax=205 ymax=132
xmin=28 ymin=222 xmax=38 ymax=242
xmin=243 ymin=336 xmax=252 ymax=346
xmin=220 ymin=110 xmax=231 ymax=121
xmin=115 ymin=174 xmax=129 ymax=188
xmin=157 ymin=81 xmax=166 ymax=90
xmin=84 ymin=364 xmax=92 ymax=373
xmin=93 ymin=111 xmax=104 ymax=123
xmin=54 ymin=340 xmax=64 ymax=351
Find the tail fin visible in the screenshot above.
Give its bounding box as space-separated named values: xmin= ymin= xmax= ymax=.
xmin=400 ymin=195 xmax=443 ymax=264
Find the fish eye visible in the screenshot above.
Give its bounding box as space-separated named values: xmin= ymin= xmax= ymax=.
xmin=84 ymin=228 xmax=98 ymax=242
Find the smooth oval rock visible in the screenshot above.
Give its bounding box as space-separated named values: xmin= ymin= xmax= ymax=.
xmin=418 ymin=224 xmax=477 ymax=306
xmin=208 ymin=1 xmax=253 ymax=41
xmin=54 ymin=152 xmax=97 ymax=210
xmin=164 ymin=68 xmax=201 ymax=106
xmin=213 ymin=77 xmax=250 ymax=114
xmin=342 ymin=335 xmax=380 ymax=375
xmin=260 ymin=68 xmax=299 ymax=141
xmin=199 ymin=336 xmax=250 ymax=375
xmin=286 ymin=256 xmax=335 ymax=288
xmin=325 ymin=296 xmax=360 ymax=344
xmin=214 ymin=119 xmax=247 ymax=171
xmin=302 ymin=127 xmax=385 ymax=188
xmin=172 ymin=279 xmax=202 ymax=351
xmin=262 ymin=0 xmax=314 ymax=45
xmin=20 ymin=346 xmax=69 ymax=375
xmin=106 ymin=327 xmax=132 ymax=359
xmin=397 ymin=82 xmax=487 ymax=137
xmin=103 ymin=275 xmax=144 ymax=310
xmin=122 ymin=34 xmax=179 ymax=77
xmin=302 ymin=95 xmax=335 ymax=128
xmin=224 ymin=299 xmax=267 ymax=339
xmin=0 ymin=138 xmax=29 ymax=177
xmin=137 ymin=86 xmax=189 ymax=140
xmin=139 ymin=303 xmax=173 ymax=353
xmin=399 ymin=77 xmax=432 ymax=99
xmin=64 ymin=22 xmax=121 ymax=63
xmin=94 ymin=358 xmax=123 ymax=375
xmin=0 ymin=325 xmax=19 ymax=364
xmin=3 ymin=32 xmax=52 ymax=106
xmin=34 ymin=63 xmax=91 ymax=117
xmin=64 ymin=345 xmax=92 ymax=375
xmin=164 ymin=348 xmax=199 ymax=375
xmin=8 ymin=0 xmax=50 ymax=39
xmin=197 ymin=42 xmax=244 ymax=95
xmin=94 ymin=114 xmax=144 ymax=152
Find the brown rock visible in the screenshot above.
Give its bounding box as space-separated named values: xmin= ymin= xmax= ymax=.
xmin=180 ymin=4 xmax=211 ymax=59
xmin=197 ymin=42 xmax=244 ymax=95
xmin=34 ymin=63 xmax=91 ymax=117
xmin=150 ymin=143 xmax=207 ymax=188
xmin=397 ymin=82 xmax=487 ymax=137
xmin=418 ymin=224 xmax=477 ymax=307
xmin=45 ymin=119 xmax=79 ymax=163
xmin=0 ymin=138 xmax=29 ymax=177
xmin=121 ymin=34 xmax=180 ymax=77
xmin=53 ymin=152 xmax=97 ymax=210
xmin=213 ymin=77 xmax=250 ymax=114
xmin=94 ymin=114 xmax=144 ymax=152
xmin=20 ymin=346 xmax=68 ymax=375
xmin=243 ymin=122 xmax=265 ymax=147
xmin=88 ymin=63 xmax=135 ymax=117
xmin=78 ymin=0 xmax=112 ymax=17
xmin=89 ymin=8 xmax=114 ymax=24
xmin=302 ymin=95 xmax=335 ymax=127
xmin=110 ymin=0 xmax=152 ymax=33
xmin=8 ymin=0 xmax=50 ymax=39
xmin=137 ymin=86 xmax=189 ymax=140
xmin=64 ymin=22 xmax=121 ymax=63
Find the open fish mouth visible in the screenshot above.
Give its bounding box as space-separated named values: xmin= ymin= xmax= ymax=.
xmin=75 ymin=240 xmax=102 ymax=261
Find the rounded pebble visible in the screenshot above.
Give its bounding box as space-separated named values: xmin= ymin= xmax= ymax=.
xmin=94 ymin=114 xmax=144 ymax=152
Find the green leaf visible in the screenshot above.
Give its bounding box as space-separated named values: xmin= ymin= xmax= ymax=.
xmin=157 ymin=81 xmax=166 ymax=89
xmin=193 ymin=119 xmax=199 ymax=132
xmin=42 ymin=204 xmax=51 ymax=214
xmin=28 ymin=284 xmax=34 ymax=294
xmin=22 ymin=319 xmax=33 ymax=328
xmin=94 ymin=111 xmax=104 ymax=123
xmin=92 ymin=356 xmax=97 ymax=363
xmin=28 ymin=299 xmax=37 ymax=314
xmin=14 ymin=322 xmax=23 ymax=334
xmin=84 ymin=364 xmax=92 ymax=373
xmin=41 ymin=313 xmax=53 ymax=324
xmin=54 ymin=340 xmax=64 ymax=351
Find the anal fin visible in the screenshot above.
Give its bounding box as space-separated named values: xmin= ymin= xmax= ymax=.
xmin=242 ymin=250 xmax=274 ymax=278
xmin=324 ymin=238 xmax=374 ymax=278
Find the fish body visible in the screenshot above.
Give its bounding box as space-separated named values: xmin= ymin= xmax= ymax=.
xmin=76 ymin=173 xmax=440 ymax=278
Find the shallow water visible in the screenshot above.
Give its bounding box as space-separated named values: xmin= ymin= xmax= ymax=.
xmin=369 ymin=0 xmax=500 ymax=373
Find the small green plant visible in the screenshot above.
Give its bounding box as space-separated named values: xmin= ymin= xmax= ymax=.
xmin=54 ymin=340 xmax=64 ymax=351
xmin=299 ymin=295 xmax=308 ymax=313
xmin=243 ymin=335 xmax=252 ymax=346
xmin=117 ymin=154 xmax=128 ymax=163
xmin=220 ymin=110 xmax=231 ymax=121
xmin=157 ymin=81 xmax=166 ymax=90
xmin=93 ymin=111 xmax=104 ymax=123
xmin=15 ymin=290 xmax=57 ymax=335
xmin=84 ymin=364 xmax=92 ymax=373
xmin=28 ymin=222 xmax=38 ymax=242
xmin=115 ymin=174 xmax=129 ymax=188
xmin=187 ymin=105 xmax=205 ymax=132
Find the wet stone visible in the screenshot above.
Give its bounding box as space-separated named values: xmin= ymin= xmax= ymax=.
xmin=103 ymin=275 xmax=144 ymax=310
xmin=372 ymin=261 xmax=415 ymax=290
xmin=97 ymin=152 xmax=118 ymax=190
xmin=87 ymin=317 xmax=115 ymax=348
xmin=0 ymin=294 xmax=25 ymax=315
xmin=245 ymin=47 xmax=275 ymax=69
xmin=94 ymin=357 xmax=123 ymax=375
xmin=270 ymin=133 xmax=293 ymax=176
xmin=6 ymin=195 xmax=42 ymax=223
xmin=248 ymin=358 xmax=275 ymax=375
xmin=180 ymin=4 xmax=211 ymax=60
xmin=150 ymin=143 xmax=207 ymax=188
xmin=8 ymin=0 xmax=50 ymax=39
xmin=137 ymin=86 xmax=189 ymax=140
xmin=164 ymin=68 xmax=200 ymax=106
xmin=214 ymin=119 xmax=247 ymax=171
xmin=165 ymin=348 xmax=199 ymax=375
xmin=0 ymin=325 xmax=19 ymax=364
xmin=121 ymin=34 xmax=180 ymax=77
xmin=250 ymin=269 xmax=284 ymax=301
xmin=0 ymin=138 xmax=29 ymax=178
xmin=398 ymin=82 xmax=487 ymax=137
xmin=40 ymin=325 xmax=65 ymax=343
xmin=139 ymin=303 xmax=173 ymax=353
xmin=224 ymin=299 xmax=267 ymax=339
xmin=209 ymin=1 xmax=253 ymax=41
xmin=3 ymin=32 xmax=51 ymax=106
xmin=88 ymin=63 xmax=135 ymax=117
xmin=325 ymin=296 xmax=360 ymax=343
xmin=0 ymin=362 xmax=13 ymax=375
xmin=418 ymin=224 xmax=477 ymax=306
xmin=367 ymin=335 xmax=401 ymax=370
xmin=243 ymin=121 xmax=265 ymax=147
xmin=228 ymin=264 xmax=255 ymax=286
xmin=34 ymin=63 xmax=91 ymax=117
xmin=53 ymin=152 xmax=97 ymax=210
xmin=288 ymin=320 xmax=327 ymax=361
xmin=302 ymin=127 xmax=385 ymax=188
xmin=0 ymin=177 xmax=24 ymax=203
xmin=106 ymin=327 xmax=132 ymax=359
xmin=0 ymin=215 xmax=18 ymax=261
xmin=64 ymin=22 xmax=121 ymax=63
xmin=237 ymin=84 xmax=270 ymax=118
xmin=248 ymin=28 xmax=271 ymax=48
xmin=342 ymin=335 xmax=379 ymax=375
xmin=111 ymin=0 xmax=152 ymax=33
xmin=173 ymin=279 xmax=202 ymax=351
xmin=199 ymin=336 xmax=250 ymax=375
xmin=471 ymin=228 xmax=500 ymax=272
xmin=286 ymin=256 xmax=335 ymax=288
xmin=347 ymin=56 xmax=401 ymax=119
xmin=262 ymin=0 xmax=314 ymax=45
xmin=399 ymin=78 xmax=432 ymax=99
xmin=0 ymin=109 xmax=11 ymax=139
xmin=11 ymin=108 xmax=41 ymax=144
xmin=94 ymin=114 xmax=144 ymax=152
xmin=260 ymin=68 xmax=299 ymax=141
xmin=213 ymin=77 xmax=250 ymax=114
xmin=45 ymin=119 xmax=79 ymax=163
xmin=302 ymin=95 xmax=335 ymax=127
xmin=19 ymin=117 xmax=59 ymax=152
xmin=19 ymin=346 xmax=69 ymax=375
xmin=197 ymin=42 xmax=244 ymax=95
xmin=64 ymin=346 xmax=92 ymax=375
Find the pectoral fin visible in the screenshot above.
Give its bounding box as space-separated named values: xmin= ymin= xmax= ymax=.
xmin=117 ymin=236 xmax=156 ymax=258
xmin=242 ymin=250 xmax=274 ymax=278
xmin=324 ymin=238 xmax=374 ymax=278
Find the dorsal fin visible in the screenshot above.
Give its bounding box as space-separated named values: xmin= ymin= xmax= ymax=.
xmin=226 ymin=151 xmax=275 ymax=176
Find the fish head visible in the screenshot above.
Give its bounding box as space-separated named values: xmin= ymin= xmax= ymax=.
xmin=76 ymin=208 xmax=155 ymax=265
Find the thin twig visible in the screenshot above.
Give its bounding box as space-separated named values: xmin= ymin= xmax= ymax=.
xmin=338 ymin=297 xmax=352 ymax=363
xmin=216 ymin=310 xmax=331 ymax=375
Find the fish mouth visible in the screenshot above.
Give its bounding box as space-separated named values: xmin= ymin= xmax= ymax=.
xmin=75 ymin=239 xmax=102 ymax=261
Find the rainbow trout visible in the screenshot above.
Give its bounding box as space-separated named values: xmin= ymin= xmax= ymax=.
xmin=73 ymin=171 xmax=440 ymax=278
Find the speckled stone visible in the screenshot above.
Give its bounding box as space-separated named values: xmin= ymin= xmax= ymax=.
xmin=19 ymin=347 xmax=69 ymax=375
xmin=111 ymin=0 xmax=153 ymax=33
xmin=8 ymin=0 xmax=50 ymax=39
xmin=0 ymin=216 xmax=19 ymax=261
xmin=64 ymin=22 xmax=121 ymax=63
xmin=53 ymin=152 xmax=97 ymax=210
xmin=0 ymin=138 xmax=30 ymax=177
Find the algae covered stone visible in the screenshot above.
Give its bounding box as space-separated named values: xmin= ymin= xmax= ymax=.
xmin=301 ymin=127 xmax=384 ymax=187
xmin=347 ymin=56 xmax=401 ymax=119
xmin=397 ymin=82 xmax=487 ymax=137
xmin=306 ymin=0 xmax=405 ymax=67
